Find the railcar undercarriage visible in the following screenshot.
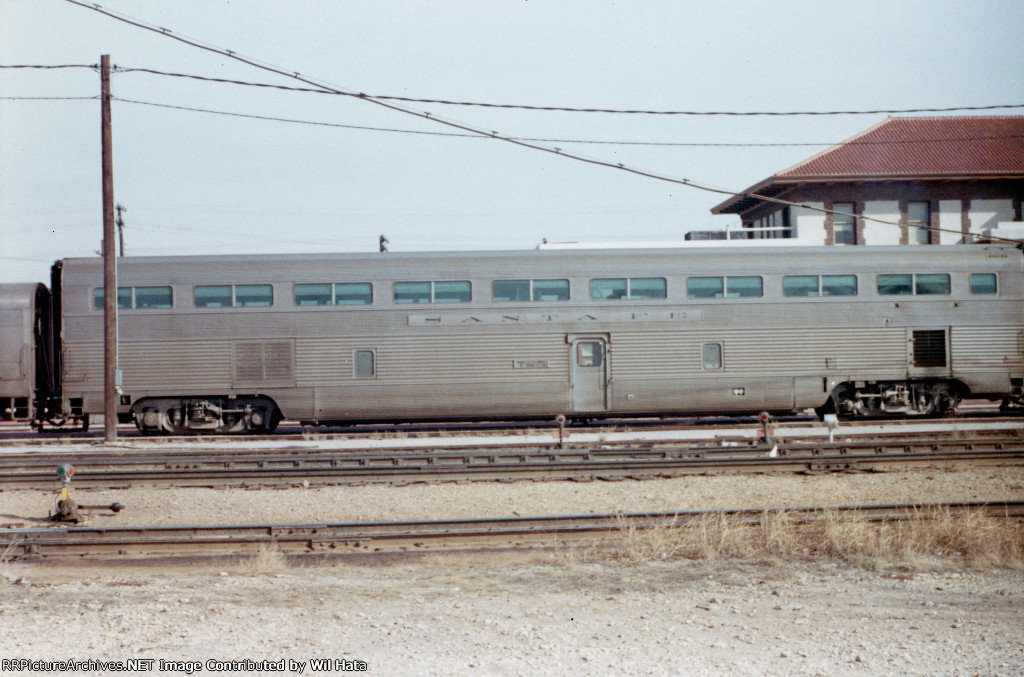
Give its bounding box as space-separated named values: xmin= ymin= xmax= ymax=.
xmin=131 ymin=396 xmax=281 ymax=434
xmin=826 ymin=380 xmax=962 ymax=418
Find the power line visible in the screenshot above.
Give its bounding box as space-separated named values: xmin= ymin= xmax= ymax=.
xmin=0 ymin=64 xmax=96 ymax=70
xmin=113 ymin=66 xmax=1024 ymax=117
xmin=114 ymin=95 xmax=1024 ymax=148
xmin=1 ymin=96 xmax=98 ymax=101
xmin=62 ymin=0 xmax=1024 ymax=247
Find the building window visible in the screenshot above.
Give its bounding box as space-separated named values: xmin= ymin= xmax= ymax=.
xmin=908 ymin=201 xmax=930 ymax=245
xmin=354 ymin=350 xmax=375 ymax=378
xmin=969 ymin=273 xmax=997 ymax=295
xmin=833 ymin=203 xmax=856 ymax=245
xmin=702 ymin=343 xmax=722 ymax=370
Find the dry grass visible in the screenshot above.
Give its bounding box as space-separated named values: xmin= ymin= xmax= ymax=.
xmin=596 ymin=508 xmax=1024 ymax=571
xmin=235 ymin=541 xmax=290 ymax=575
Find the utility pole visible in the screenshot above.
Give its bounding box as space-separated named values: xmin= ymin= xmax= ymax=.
xmin=101 ymin=54 xmax=118 ymax=443
xmin=115 ymin=204 xmax=126 ymax=257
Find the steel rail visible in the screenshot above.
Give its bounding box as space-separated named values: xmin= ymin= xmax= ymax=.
xmin=1 ymin=439 xmax=1022 ymax=489
xmin=1 ymin=411 xmax=1020 ymax=447
xmin=3 ymin=500 xmax=1022 ymax=560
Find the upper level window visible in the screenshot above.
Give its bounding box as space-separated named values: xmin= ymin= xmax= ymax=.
xmin=783 ymin=275 xmax=857 ymax=297
xmin=195 ymin=284 xmax=273 ymax=307
xmin=294 ymin=282 xmax=372 ymax=306
xmin=590 ymin=277 xmax=666 ymax=300
xmin=907 ymin=201 xmax=930 ymax=245
xmin=687 ymin=276 xmax=763 ymax=299
xmin=877 ymin=273 xmax=950 ymax=296
xmin=969 ymin=273 xmax=997 ymax=295
xmin=94 ymin=286 xmax=172 ymax=310
xmin=394 ymin=281 xmax=471 ymax=304
xmin=493 ymin=279 xmax=570 ymax=302
xmin=833 ymin=203 xmax=856 ymax=245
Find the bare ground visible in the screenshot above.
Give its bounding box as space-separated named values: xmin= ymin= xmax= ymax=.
xmin=1 ymin=467 xmax=1023 ymax=675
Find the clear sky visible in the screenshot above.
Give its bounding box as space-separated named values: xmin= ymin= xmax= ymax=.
xmin=2 ymin=0 xmax=1022 ymax=283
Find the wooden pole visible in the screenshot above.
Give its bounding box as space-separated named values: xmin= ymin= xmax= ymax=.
xmin=101 ymin=54 xmax=118 ymax=443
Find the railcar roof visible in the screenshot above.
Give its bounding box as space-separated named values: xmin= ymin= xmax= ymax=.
xmin=58 ymin=243 xmax=1021 ymax=268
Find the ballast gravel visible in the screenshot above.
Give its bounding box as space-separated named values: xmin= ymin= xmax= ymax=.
xmin=1 ymin=467 xmax=1022 ymax=675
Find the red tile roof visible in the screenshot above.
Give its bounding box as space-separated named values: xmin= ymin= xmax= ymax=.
xmin=712 ymin=115 xmax=1024 ymax=214
xmin=778 ymin=115 xmax=1024 ymax=179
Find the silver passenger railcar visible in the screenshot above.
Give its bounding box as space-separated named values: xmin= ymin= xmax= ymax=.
xmin=0 ymin=283 xmax=55 ymax=423
xmin=43 ymin=244 xmax=1022 ymax=433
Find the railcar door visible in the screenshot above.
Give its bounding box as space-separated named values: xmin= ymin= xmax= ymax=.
xmin=570 ymin=336 xmax=609 ymax=413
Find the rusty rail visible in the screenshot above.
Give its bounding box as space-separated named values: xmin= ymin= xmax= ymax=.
xmin=4 ymin=500 xmax=1022 ymax=560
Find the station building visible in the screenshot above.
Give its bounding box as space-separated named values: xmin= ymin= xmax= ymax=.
xmin=709 ymin=115 xmax=1024 ymax=245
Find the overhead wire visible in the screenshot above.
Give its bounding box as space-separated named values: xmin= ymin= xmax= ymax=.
xmin=59 ymin=0 xmax=1024 ymax=246
xmin=114 ymin=95 xmax=1024 ymax=148
xmin=1 ymin=96 xmax=99 ymax=101
xmin=113 ymin=66 xmax=1024 ymax=117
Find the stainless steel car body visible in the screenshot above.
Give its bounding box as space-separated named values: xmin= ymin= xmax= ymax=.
xmin=50 ymin=244 xmax=1023 ymax=429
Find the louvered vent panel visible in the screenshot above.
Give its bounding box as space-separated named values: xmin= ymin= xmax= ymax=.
xmin=234 ymin=340 xmax=295 ymax=386
xmin=264 ymin=342 xmax=295 ymax=382
xmin=912 ymin=330 xmax=947 ymax=368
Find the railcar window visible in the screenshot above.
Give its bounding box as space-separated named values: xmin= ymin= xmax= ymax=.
xmin=354 ymin=350 xmax=375 ymax=378
xmin=687 ymin=277 xmax=763 ymax=299
xmin=726 ymin=276 xmax=762 ymax=298
xmin=133 ymin=286 xmax=173 ymax=309
xmin=577 ymin=341 xmax=603 ymax=367
xmin=94 ymin=286 xmax=171 ymax=309
xmin=687 ymin=277 xmax=724 ymax=299
xmin=629 ymin=277 xmax=667 ymax=299
xmin=195 ymin=285 xmax=233 ymax=307
xmin=915 ymin=274 xmax=950 ymax=295
xmin=335 ymin=283 xmax=372 ymax=305
xmin=877 ymin=274 xmax=913 ymax=295
xmin=394 ymin=281 xmax=470 ymax=304
xmin=532 ymin=279 xmax=569 ymax=301
xmin=782 ymin=276 xmax=818 ymax=297
xmin=434 ymin=281 xmax=472 ymax=303
xmin=494 ymin=279 xmax=570 ymax=302
xmin=591 ymin=277 xmax=666 ymax=300
xmin=295 ymin=283 xmax=332 ymax=306
xmin=783 ymin=275 xmax=857 ymax=297
xmin=235 ymin=284 xmax=273 ymax=306
xmin=702 ymin=343 xmax=722 ymax=370
xmin=970 ymin=273 xmax=997 ymax=295
xmin=591 ymin=279 xmax=628 ymax=300
xmin=877 ymin=274 xmax=950 ymax=296
xmin=93 ymin=287 xmax=130 ymax=310
xmin=394 ymin=282 xmax=431 ymax=304
xmin=494 ymin=280 xmax=531 ymax=302
xmin=822 ymin=275 xmax=857 ymax=296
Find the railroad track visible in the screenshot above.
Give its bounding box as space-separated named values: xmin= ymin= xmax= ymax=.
xmin=0 ymin=438 xmax=1021 ymax=489
xmin=1 ymin=411 xmax=1020 ymax=447
xmin=3 ymin=500 xmax=1021 ymax=560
